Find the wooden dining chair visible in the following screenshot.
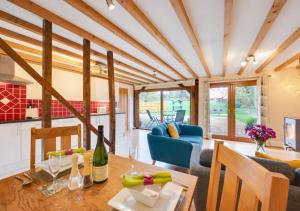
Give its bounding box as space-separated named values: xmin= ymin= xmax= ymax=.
xmin=206 ymin=141 xmax=289 ymax=211
xmin=30 ymin=124 xmax=81 ymax=170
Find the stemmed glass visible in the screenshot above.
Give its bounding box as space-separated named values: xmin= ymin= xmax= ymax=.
xmin=47 ymin=154 xmax=62 ymax=194
xmin=128 ymin=141 xmax=139 ymax=175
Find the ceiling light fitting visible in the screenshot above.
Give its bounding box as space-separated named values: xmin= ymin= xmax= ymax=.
xmin=106 ymin=0 xmax=115 ymax=10
xmin=241 ymin=55 xmax=257 ymax=67
xmin=153 ymin=71 xmax=157 ymax=78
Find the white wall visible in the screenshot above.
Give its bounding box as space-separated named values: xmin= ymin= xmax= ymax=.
xmin=268 ymin=67 xmax=300 ymax=145
xmin=14 ymin=63 xmax=134 ymax=128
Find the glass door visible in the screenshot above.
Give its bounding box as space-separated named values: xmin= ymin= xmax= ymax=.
xmin=209 ymin=86 xmax=229 ymax=136
xmin=138 ymin=91 xmax=161 ymax=129
xmin=209 ymin=81 xmax=258 ymax=141
xmin=162 ymin=90 xmax=191 ymax=124
xmin=235 ymin=84 xmax=258 ymax=138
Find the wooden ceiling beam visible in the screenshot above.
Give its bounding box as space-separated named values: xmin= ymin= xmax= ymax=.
xmin=114 ymin=67 xmax=156 ymax=84
xmin=65 ymin=0 xmax=187 ymax=80
xmin=7 ymin=1 xmax=175 ymax=81
xmin=0 ymin=27 xmax=81 ymax=60
xmin=274 ymin=52 xmax=300 ymax=71
xmin=170 ymin=0 xmax=211 ymax=77
xmin=223 ymin=0 xmax=233 ymax=76
xmin=4 ymin=39 xmax=150 ymax=84
xmin=0 ymin=49 xmax=138 ymax=85
xmin=0 ymin=27 xmax=154 ymax=84
xmin=255 ymin=27 xmax=300 ymax=73
xmin=116 ymin=0 xmax=196 ymax=78
xmin=4 ymin=39 xmax=82 ymax=66
xmin=114 ymin=73 xmax=146 ymax=85
xmin=238 ymin=0 xmax=287 ymax=75
xmin=0 ymin=11 xmax=164 ymax=82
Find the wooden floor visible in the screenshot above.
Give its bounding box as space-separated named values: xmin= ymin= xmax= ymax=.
xmin=115 ymin=129 xmax=191 ymax=173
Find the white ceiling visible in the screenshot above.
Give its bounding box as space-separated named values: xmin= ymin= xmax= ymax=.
xmin=0 ymin=0 xmax=300 ymax=83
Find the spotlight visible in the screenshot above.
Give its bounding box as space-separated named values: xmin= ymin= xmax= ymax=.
xmin=241 ymin=61 xmax=247 ymax=67
xmin=241 ymin=55 xmax=257 ymax=67
xmin=153 ymin=71 xmax=157 ymax=77
xmin=106 ymin=0 xmax=115 ymax=10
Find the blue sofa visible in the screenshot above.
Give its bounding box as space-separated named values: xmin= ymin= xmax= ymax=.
xmin=147 ymin=123 xmax=203 ymax=168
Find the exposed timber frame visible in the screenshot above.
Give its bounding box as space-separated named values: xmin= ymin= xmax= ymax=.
xmin=7 ymin=1 xmax=175 ymax=81
xmin=238 ymin=0 xmax=287 ymax=75
xmin=107 ymin=51 xmax=116 ymax=153
xmin=83 ymin=39 xmax=91 ymax=150
xmin=0 ymin=11 xmax=165 ymax=83
xmin=0 ymin=38 xmax=113 ymax=147
xmin=170 ymin=0 xmax=211 ymax=77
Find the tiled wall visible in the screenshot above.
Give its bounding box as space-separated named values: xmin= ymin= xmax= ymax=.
xmin=27 ymin=99 xmax=109 ymax=118
xmin=0 ymin=82 xmax=110 ymax=121
xmin=0 ymin=83 xmax=26 ymax=121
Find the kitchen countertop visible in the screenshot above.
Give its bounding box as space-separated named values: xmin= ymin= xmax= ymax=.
xmin=0 ymin=112 xmax=126 ymax=124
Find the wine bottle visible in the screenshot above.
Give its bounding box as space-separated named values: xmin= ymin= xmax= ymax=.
xmin=92 ymin=125 xmax=108 ymax=183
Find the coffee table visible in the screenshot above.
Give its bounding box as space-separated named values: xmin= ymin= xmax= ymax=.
xmin=0 ymin=154 xmax=198 ymax=211
xmin=202 ymin=139 xmax=300 ymax=160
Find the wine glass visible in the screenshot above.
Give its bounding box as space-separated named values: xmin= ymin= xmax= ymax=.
xmin=128 ymin=141 xmax=139 ymax=175
xmin=48 ymin=154 xmax=62 ymax=194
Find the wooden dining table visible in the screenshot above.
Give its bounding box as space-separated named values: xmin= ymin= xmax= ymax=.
xmin=0 ymin=154 xmax=198 ymax=211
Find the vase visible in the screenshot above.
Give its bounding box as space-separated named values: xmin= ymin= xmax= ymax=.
xmin=255 ymin=140 xmax=266 ymax=152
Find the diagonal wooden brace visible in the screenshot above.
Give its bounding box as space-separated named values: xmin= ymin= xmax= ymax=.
xmin=0 ymin=38 xmax=112 ymax=148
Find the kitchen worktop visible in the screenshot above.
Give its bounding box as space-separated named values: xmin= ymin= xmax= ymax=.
xmin=0 ymin=112 xmax=126 ymax=124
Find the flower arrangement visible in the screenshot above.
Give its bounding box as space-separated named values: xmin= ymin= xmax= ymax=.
xmin=245 ymin=124 xmax=276 ymax=151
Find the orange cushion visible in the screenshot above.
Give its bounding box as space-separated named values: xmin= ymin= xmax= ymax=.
xmin=255 ymin=151 xmax=300 ymax=170
xmin=167 ymin=123 xmax=179 ymax=139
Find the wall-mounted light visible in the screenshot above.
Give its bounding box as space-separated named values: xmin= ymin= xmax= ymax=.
xmin=240 ymin=55 xmax=257 ymax=67
xmin=106 ymin=0 xmax=115 ymax=10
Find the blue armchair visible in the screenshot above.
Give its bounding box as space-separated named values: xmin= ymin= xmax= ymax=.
xmin=147 ymin=123 xmax=203 ymax=169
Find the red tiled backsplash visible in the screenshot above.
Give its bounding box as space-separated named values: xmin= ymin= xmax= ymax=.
xmin=0 ymin=82 xmax=110 ymax=121
xmin=0 ymin=83 xmax=26 ymax=121
xmin=27 ymin=99 xmax=109 ymax=118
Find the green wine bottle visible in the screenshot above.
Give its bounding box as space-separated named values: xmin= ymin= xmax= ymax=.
xmin=92 ymin=125 xmax=108 ymax=183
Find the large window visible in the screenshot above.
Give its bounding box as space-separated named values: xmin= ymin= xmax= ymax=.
xmin=209 ymin=81 xmax=258 ymax=141
xmin=138 ymin=89 xmax=191 ymax=129
xmin=139 ymin=91 xmax=161 ymax=129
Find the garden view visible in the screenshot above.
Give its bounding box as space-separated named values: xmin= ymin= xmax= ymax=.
xmin=210 ymin=86 xmax=258 ymax=137
xmin=139 ymin=90 xmax=191 ymax=129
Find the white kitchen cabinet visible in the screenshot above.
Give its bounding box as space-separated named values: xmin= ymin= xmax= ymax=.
xmin=0 ymin=123 xmax=21 ymax=166
xmin=99 ymin=115 xmax=110 ymax=138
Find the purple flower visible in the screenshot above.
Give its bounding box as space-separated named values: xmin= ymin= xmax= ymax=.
xmin=245 ymin=124 xmax=276 ymax=142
